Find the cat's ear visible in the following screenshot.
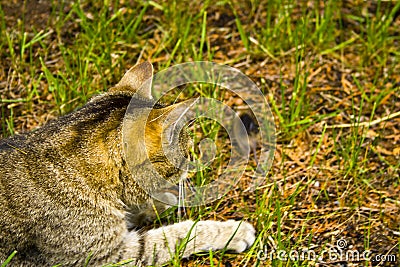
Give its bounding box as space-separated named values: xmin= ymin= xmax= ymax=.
xmin=145 ymin=98 xmax=197 ymax=154
xmin=111 ymin=61 xmax=153 ymax=99
xmin=148 ymin=98 xmax=197 ymax=127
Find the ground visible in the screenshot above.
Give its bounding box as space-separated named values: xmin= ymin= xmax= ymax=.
xmin=0 ymin=0 xmax=399 ymax=266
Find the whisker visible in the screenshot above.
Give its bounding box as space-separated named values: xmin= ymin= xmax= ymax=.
xmin=178 ymin=179 xmax=186 ymax=221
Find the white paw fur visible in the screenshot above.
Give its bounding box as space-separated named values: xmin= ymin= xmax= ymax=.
xmin=142 ymin=219 xmax=255 ymax=265
xmin=188 ymin=220 xmax=256 ymax=253
xmin=216 ymin=220 xmax=256 ymax=253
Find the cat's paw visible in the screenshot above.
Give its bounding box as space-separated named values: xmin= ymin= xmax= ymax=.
xmin=221 ymin=220 xmax=256 ymax=253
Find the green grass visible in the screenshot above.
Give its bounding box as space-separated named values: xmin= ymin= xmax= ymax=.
xmin=1 ymin=0 xmax=400 ymax=266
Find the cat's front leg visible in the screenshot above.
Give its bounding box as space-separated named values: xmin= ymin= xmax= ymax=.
xmin=134 ymin=220 xmax=255 ymax=266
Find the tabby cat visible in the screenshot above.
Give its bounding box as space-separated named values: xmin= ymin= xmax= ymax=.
xmin=0 ymin=62 xmax=255 ymax=266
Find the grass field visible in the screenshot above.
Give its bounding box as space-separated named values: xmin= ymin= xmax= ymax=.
xmin=1 ymin=0 xmax=399 ymax=266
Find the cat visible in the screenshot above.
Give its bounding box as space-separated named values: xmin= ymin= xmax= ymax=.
xmin=0 ymin=62 xmax=256 ymax=266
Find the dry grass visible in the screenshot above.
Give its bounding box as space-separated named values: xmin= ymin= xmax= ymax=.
xmin=1 ymin=0 xmax=399 ymax=266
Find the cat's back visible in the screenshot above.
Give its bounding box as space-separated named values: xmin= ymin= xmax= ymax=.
xmin=0 ymin=134 xmax=35 ymax=259
xmin=0 ymin=92 xmax=130 ymax=254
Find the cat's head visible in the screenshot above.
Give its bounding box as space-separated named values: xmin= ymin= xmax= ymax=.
xmin=113 ymin=62 xmax=193 ymax=193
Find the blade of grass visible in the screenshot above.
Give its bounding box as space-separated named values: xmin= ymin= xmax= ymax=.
xmin=1 ymin=251 xmax=17 ymax=267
